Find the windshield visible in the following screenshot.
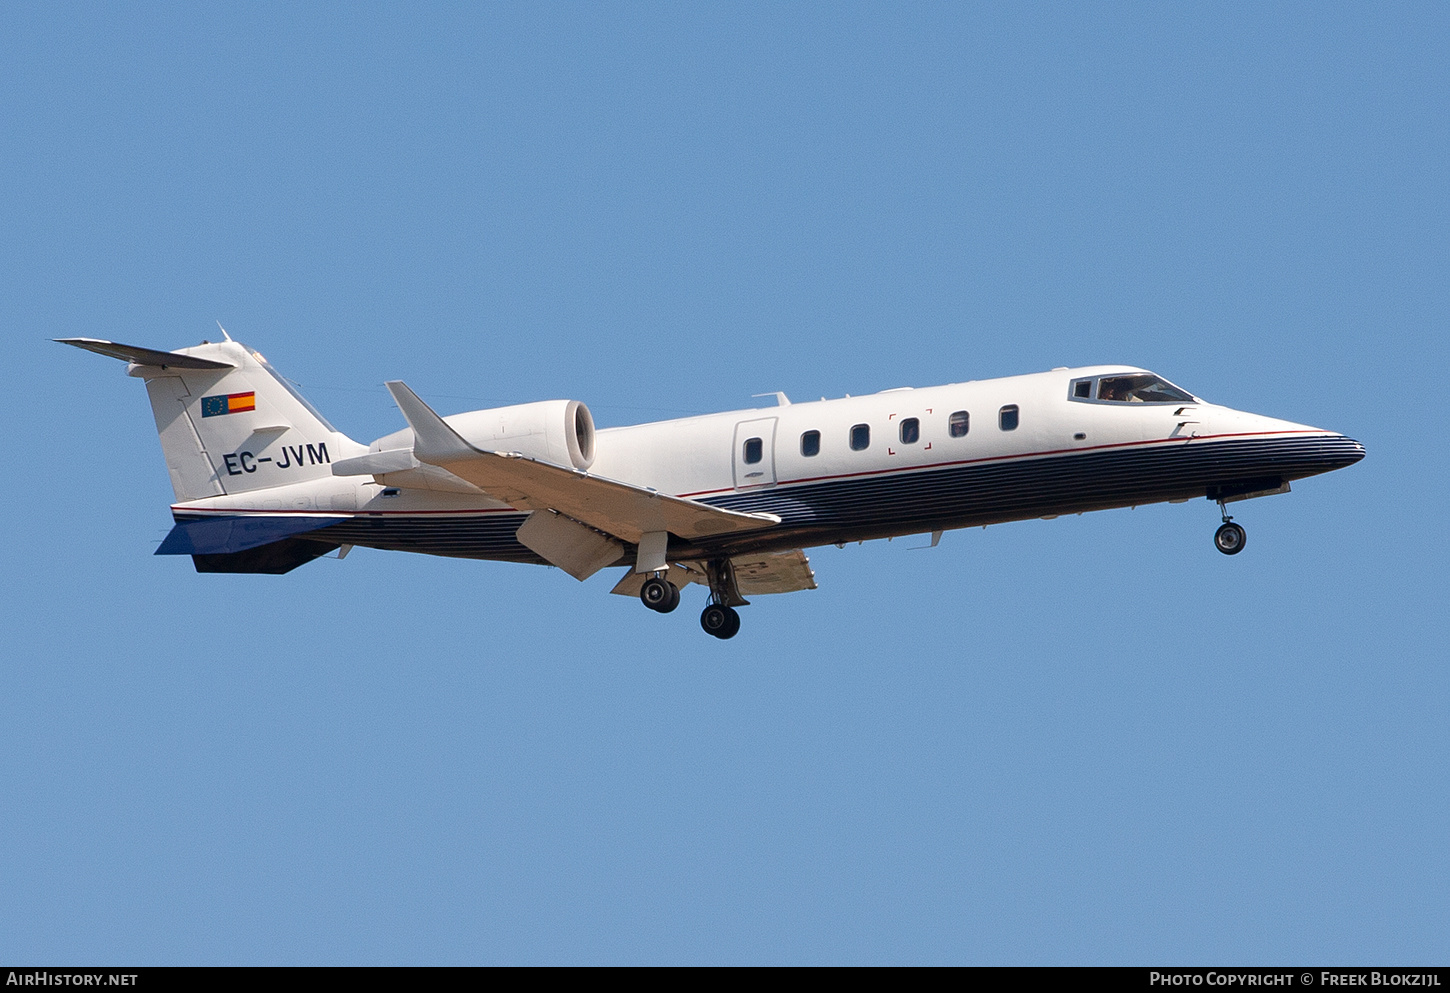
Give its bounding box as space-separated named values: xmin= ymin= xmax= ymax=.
xmin=1096 ymin=374 xmax=1195 ymax=404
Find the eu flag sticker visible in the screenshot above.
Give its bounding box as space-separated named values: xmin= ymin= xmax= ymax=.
xmin=201 ymin=392 xmax=256 ymax=417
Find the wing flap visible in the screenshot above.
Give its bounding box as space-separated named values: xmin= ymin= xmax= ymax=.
xmin=384 ymin=381 xmax=780 ymax=545
xmin=516 ymin=510 xmax=626 ymax=581
xmin=608 ymin=551 xmax=815 ymax=597
xmin=730 ymin=549 xmax=818 ymax=595
xmin=609 ymin=562 xmax=708 ymax=597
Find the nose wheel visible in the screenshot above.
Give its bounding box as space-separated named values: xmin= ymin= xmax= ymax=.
xmin=1213 ymin=500 xmax=1247 ymax=555
xmin=1214 ymin=521 xmax=1247 ymax=555
xmin=639 ymin=576 xmax=680 ymax=613
xmin=700 ymin=603 xmax=741 ymax=639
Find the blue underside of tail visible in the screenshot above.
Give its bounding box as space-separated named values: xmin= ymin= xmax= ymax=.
xmin=156 ymin=515 xmax=339 ymax=556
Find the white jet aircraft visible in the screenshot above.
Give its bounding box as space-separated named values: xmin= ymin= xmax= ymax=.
xmin=61 ymin=333 xmax=1364 ymax=639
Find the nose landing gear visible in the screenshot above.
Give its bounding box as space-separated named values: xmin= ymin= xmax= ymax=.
xmin=1214 ymin=501 xmax=1247 ymax=555
xmin=1215 ymin=522 xmax=1247 ymax=555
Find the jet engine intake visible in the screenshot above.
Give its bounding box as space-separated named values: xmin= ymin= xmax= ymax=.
xmin=449 ymin=399 xmax=596 ymax=469
xmin=369 ymin=399 xmax=596 ymax=470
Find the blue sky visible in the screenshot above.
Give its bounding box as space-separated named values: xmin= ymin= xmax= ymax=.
xmin=2 ymin=3 xmax=1446 ymax=964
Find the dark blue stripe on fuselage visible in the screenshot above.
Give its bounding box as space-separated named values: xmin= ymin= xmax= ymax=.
xmin=703 ymin=434 xmax=1365 ymax=540
xmin=309 ymin=512 xmax=542 ymax=563
xmin=175 ymin=434 xmax=1364 ymax=563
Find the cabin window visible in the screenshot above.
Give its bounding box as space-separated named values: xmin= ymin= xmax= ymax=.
xmin=1073 ymin=380 xmax=1092 ymax=399
xmin=1096 ymin=375 xmax=1194 ymax=404
xmin=999 ymin=405 xmax=1019 ymax=431
xmin=800 ymin=430 xmax=821 ymax=457
xmin=948 ymin=410 xmax=969 ymax=437
xmin=850 ymin=423 xmax=870 ymax=451
xmin=899 ymin=417 xmax=920 ymax=444
xmin=742 ymin=437 xmax=763 ymax=464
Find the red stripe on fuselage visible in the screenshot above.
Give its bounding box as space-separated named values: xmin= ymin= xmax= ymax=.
xmin=174 ymin=430 xmax=1333 ymax=517
xmin=677 ymin=429 xmax=1333 ymax=498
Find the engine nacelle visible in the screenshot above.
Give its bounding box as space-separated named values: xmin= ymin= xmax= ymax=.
xmin=447 ymin=399 xmax=596 ymax=469
xmin=371 ymin=399 xmax=596 ymax=470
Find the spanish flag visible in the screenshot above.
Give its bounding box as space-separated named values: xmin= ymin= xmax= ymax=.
xmin=201 ymin=391 xmax=256 ymax=417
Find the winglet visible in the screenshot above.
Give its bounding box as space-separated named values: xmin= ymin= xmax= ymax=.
xmin=384 ymin=381 xmax=477 ymax=463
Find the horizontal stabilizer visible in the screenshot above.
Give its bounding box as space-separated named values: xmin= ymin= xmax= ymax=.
xmin=55 ymin=338 xmax=236 ymax=370
xmin=384 ymin=381 xmax=781 ymax=544
xmin=156 ymin=515 xmax=342 ymax=556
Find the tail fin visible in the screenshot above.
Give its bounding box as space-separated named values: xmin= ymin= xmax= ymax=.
xmin=58 ymin=337 xmax=359 ymax=503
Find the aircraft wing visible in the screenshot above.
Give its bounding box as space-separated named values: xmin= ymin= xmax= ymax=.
xmin=385 ymin=382 xmax=781 ymax=546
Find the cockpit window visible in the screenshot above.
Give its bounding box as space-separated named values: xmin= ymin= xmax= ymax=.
xmin=1095 ymin=375 xmax=1194 ymax=404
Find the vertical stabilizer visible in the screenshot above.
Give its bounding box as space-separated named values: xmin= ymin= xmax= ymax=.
xmin=145 ymin=375 xmax=225 ymax=500
xmin=58 ymin=337 xmax=362 ymax=503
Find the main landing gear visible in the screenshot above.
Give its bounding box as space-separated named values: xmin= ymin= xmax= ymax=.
xmin=700 ymin=603 xmax=741 ymax=640
xmin=637 ymin=558 xmax=748 ymax=639
xmin=699 ymin=557 xmax=746 ymax=640
xmin=1214 ymin=501 xmax=1247 ymax=556
xmin=639 ymin=576 xmax=680 ymax=613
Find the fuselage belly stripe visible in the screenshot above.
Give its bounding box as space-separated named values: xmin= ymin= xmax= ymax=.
xmin=171 ymin=435 xmax=1362 ymax=561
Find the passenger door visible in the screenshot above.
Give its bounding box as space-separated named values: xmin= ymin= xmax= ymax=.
xmin=732 ymin=417 xmax=778 ymax=489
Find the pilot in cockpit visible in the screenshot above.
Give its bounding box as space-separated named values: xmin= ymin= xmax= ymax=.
xmin=1095 ymin=374 xmax=1194 ymax=404
xmin=1098 ymin=378 xmax=1133 ymax=402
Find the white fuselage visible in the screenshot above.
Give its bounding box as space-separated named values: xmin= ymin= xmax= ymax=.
xmin=172 ymin=364 xmax=1363 ymax=565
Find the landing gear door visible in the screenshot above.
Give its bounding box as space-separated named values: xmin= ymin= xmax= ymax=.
xmin=732 ymin=417 xmax=778 ymax=489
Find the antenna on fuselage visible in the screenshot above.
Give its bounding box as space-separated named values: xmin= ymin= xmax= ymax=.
xmin=216 ymin=320 xmax=234 ymax=342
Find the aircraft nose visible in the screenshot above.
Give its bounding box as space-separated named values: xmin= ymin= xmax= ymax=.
xmin=1327 ymin=435 xmax=1367 ymax=470
xmin=1255 ymin=431 xmax=1365 ymax=483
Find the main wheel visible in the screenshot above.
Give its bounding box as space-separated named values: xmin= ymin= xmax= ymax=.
xmin=1214 ymin=521 xmax=1247 ymax=555
xmin=640 ymin=577 xmax=678 ymax=611
xmin=701 ymin=604 xmax=740 ymax=638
